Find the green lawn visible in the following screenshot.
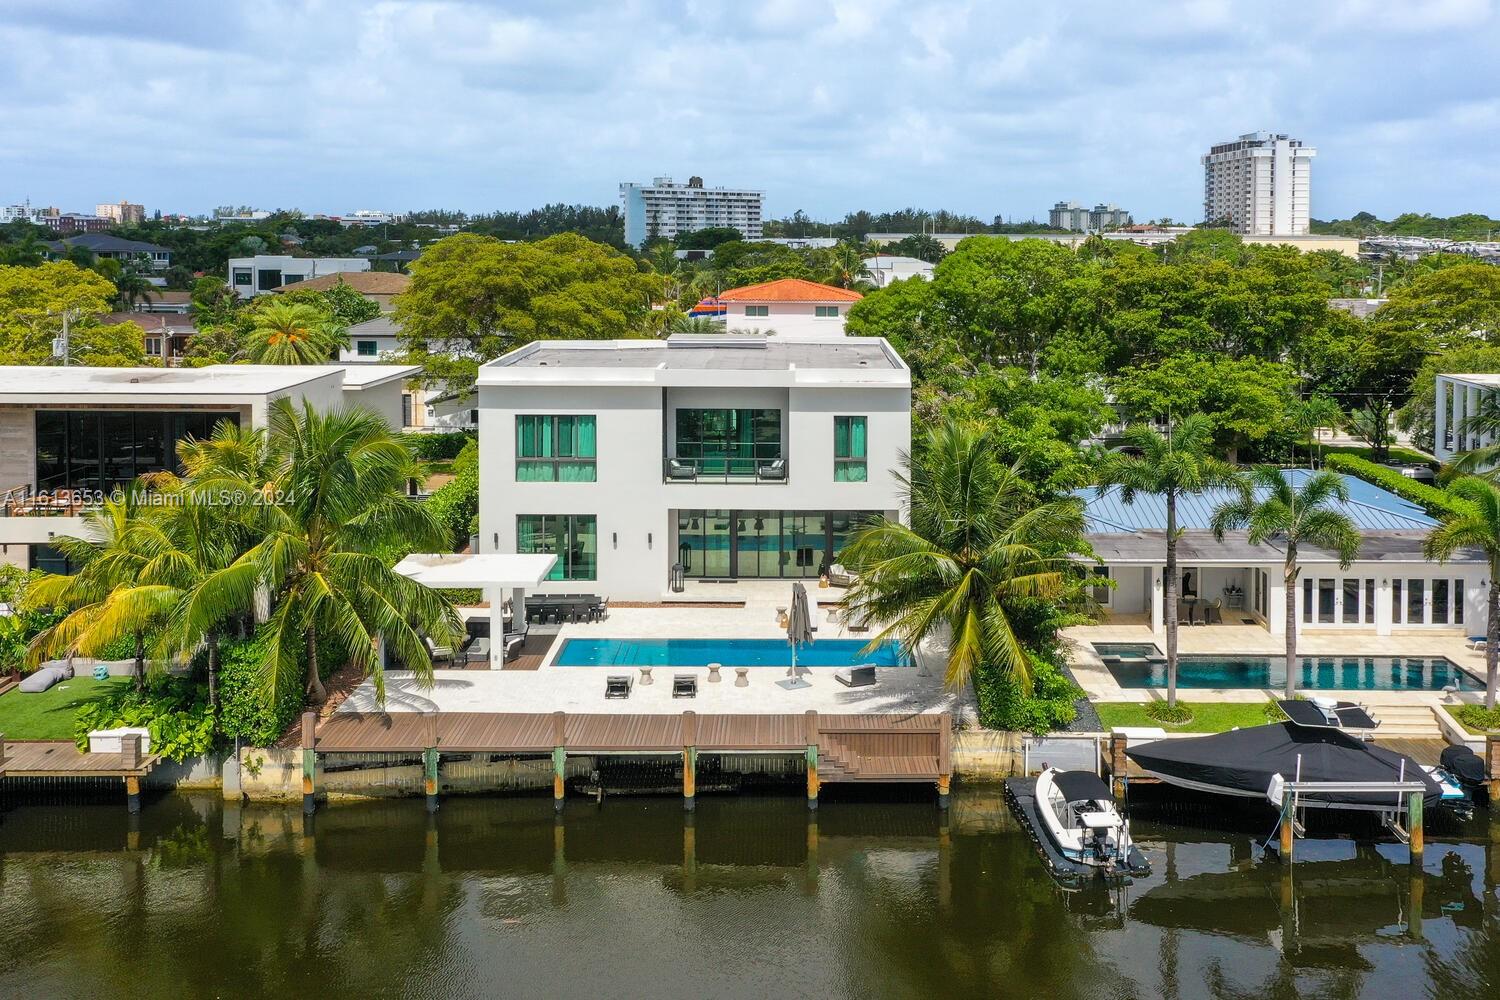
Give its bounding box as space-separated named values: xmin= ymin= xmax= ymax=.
xmin=0 ymin=676 xmax=130 ymax=740
xmin=1095 ymin=701 xmax=1276 ymax=733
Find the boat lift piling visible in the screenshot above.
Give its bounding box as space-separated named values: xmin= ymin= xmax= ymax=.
xmin=1273 ymin=777 xmax=1430 ymax=864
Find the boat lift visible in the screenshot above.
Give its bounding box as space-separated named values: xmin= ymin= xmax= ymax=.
xmin=1267 ymin=755 xmax=1430 ymax=863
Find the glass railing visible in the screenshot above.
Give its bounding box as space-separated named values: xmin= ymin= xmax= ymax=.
xmin=663 ymin=456 xmax=789 ymax=483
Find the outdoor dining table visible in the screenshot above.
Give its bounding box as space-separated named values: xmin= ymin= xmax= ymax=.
xmin=1181 ymin=595 xmax=1201 ymax=624
xmin=528 ymin=595 xmax=601 ymax=623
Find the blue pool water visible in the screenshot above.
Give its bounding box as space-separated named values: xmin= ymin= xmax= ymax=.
xmin=1097 ymin=645 xmax=1481 ymax=691
xmin=555 ymin=637 xmax=909 ymax=668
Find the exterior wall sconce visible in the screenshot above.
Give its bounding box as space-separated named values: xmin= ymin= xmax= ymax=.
xmin=647 ymin=532 xmax=653 ymax=549
xmin=492 ymin=532 xmax=498 ymax=551
xmin=612 ymin=532 xmax=618 ymax=549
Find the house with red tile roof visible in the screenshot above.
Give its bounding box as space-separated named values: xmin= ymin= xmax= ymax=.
xmin=716 ymin=278 xmax=862 ymax=339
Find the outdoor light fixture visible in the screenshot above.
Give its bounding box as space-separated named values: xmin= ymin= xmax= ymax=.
xmin=647 ymin=532 xmax=653 ymax=549
xmin=493 ymin=532 xmax=498 ymax=551
xmin=612 ymin=532 xmax=618 ymax=549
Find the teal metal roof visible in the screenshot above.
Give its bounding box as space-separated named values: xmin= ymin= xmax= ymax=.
xmin=1075 ymin=471 xmax=1436 ymax=534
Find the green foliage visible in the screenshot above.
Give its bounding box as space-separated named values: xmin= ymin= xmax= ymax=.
xmin=245 ymin=300 xmax=347 ymax=364
xmin=972 ymin=655 xmax=1080 ymax=733
xmin=1455 ymin=703 xmax=1500 ymax=732
xmin=424 ymin=440 xmax=479 ymax=548
xmin=0 ymin=262 xmax=146 ymax=366
xmin=1324 ymin=454 xmax=1473 ymax=519
xmin=1312 ymin=211 xmax=1500 ymax=241
xmin=217 ymin=633 xmax=304 ymax=745
xmin=407 ymin=431 xmax=475 ymax=460
xmin=74 ymin=676 xmax=213 ymax=762
xmin=882 ymin=233 xmax=948 ymax=263
xmin=318 ymin=280 xmax=382 ymax=325
xmin=1111 ymin=355 xmax=1297 ymax=456
xmin=1373 ymin=263 xmax=1500 ymax=349
xmin=1263 ymin=699 xmax=1290 ymax=723
xmin=674 ymin=227 xmax=742 ymax=250
xmin=1144 ymin=701 xmax=1193 ymax=724
xmin=1399 ymin=344 xmax=1500 ymax=450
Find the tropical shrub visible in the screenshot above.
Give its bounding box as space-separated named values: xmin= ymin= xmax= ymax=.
xmin=217 ymin=633 xmax=304 ymax=745
xmin=407 ymin=431 xmax=475 ymax=460
xmin=425 ymin=440 xmax=479 ymax=548
xmin=74 ymin=676 xmax=213 ymax=762
xmin=1456 ymin=704 xmax=1500 ymax=732
xmin=973 ymin=655 xmax=1080 ymax=733
xmin=1145 ymin=701 xmax=1193 ymax=725
xmin=1324 ymin=454 xmax=1472 ymax=519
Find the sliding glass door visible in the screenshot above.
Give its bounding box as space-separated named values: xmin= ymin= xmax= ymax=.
xmin=675 ymin=509 xmax=874 ymax=579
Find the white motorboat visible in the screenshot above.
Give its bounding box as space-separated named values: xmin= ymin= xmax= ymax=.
xmin=1034 ymin=767 xmax=1138 ymax=869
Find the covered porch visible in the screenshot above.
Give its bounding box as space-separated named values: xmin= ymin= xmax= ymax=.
xmin=393 ymin=553 xmax=558 ymax=668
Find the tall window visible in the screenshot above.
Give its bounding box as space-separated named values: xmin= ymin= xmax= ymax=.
xmin=516 ymin=415 xmax=596 ymax=482
xmin=675 ymin=409 xmax=781 ymax=476
xmin=35 ymin=410 xmax=238 ymax=493
xmin=834 ymin=416 xmax=867 ymax=482
xmin=516 ymin=515 xmax=597 ymax=581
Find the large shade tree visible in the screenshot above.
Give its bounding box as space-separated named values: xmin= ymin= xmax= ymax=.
xmin=839 ymin=418 xmax=1089 ymax=690
xmin=1095 ymin=415 xmax=1239 ymax=708
xmin=1211 ymin=468 xmax=1362 ymax=700
xmin=1424 ymin=477 xmax=1500 ymax=709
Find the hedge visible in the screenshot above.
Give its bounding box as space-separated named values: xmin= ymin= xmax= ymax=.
xmin=425 ymin=440 xmax=479 ymax=549
xmin=1324 ymin=454 xmax=1473 ymax=520
xmin=407 ymin=431 xmax=476 ymax=461
xmin=217 ymin=632 xmax=305 ymax=746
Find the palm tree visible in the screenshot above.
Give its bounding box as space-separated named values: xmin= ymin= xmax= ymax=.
xmin=245 ymin=301 xmax=346 ymax=364
xmin=1211 ymin=468 xmax=1362 ymax=700
xmin=24 ymin=491 xmax=157 ymax=690
xmin=111 ymin=262 xmax=154 ymax=312
xmin=840 ymin=419 xmax=1088 ymax=689
xmin=666 ymin=315 xmax=723 ymax=334
xmin=825 ymin=240 xmax=872 ymax=289
xmin=1289 ymin=395 xmax=1343 ymax=468
xmin=1095 ymin=415 xmax=1239 ymax=708
xmin=1425 ymin=477 xmax=1500 ymax=709
xmin=227 ymin=398 xmax=461 ymax=703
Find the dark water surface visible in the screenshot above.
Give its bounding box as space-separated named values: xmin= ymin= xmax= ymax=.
xmin=1 ymin=788 xmax=1497 ymax=999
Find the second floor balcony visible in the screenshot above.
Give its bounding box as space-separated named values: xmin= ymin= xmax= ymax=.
xmin=663 ymin=454 xmax=788 ymax=484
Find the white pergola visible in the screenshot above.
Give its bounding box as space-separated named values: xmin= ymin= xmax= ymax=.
xmin=394 ymin=553 xmax=558 ymax=666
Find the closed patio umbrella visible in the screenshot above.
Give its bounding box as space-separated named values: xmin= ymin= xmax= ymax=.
xmin=780 ymin=582 xmax=814 ymax=690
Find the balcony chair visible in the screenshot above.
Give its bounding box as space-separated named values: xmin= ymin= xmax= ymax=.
xmin=826 ymin=563 xmax=857 ymax=588
xmin=666 ymin=459 xmax=698 ymax=481
xmin=756 ymin=458 xmax=787 ymax=481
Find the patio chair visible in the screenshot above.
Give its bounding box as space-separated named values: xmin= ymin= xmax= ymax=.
xmin=605 ymin=675 xmax=632 ymax=699
xmin=503 ymin=634 xmax=526 ymax=663
xmin=1204 ymin=599 xmax=1223 ymax=625
xmin=590 ymin=597 xmax=609 ymax=622
xmin=834 ymin=665 xmax=877 ymax=688
xmin=756 ymin=458 xmax=787 ymax=481
xmin=465 ymin=637 xmax=491 ymax=667
xmin=827 ymin=563 xmax=856 ymax=588
xmin=1466 ymin=635 xmax=1487 ymax=651
xmin=667 ymin=459 xmax=698 ymax=482
xmin=423 ymin=636 xmax=455 ymax=667
xmin=672 ymin=674 xmax=697 ymax=698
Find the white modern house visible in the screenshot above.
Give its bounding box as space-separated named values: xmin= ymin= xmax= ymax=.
xmin=1078 ymin=471 xmax=1486 ymax=638
xmin=717 ymin=279 xmax=862 ymax=339
xmin=0 ymin=363 xmax=416 ymax=571
xmin=1434 ymin=373 xmax=1500 ymax=465
xmin=475 ymin=334 xmax=910 ymax=601
xmin=862 ymin=255 xmax=934 ymax=288
xmin=228 ymin=255 xmax=371 ymax=298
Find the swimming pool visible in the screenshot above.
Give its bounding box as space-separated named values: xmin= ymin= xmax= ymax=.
xmin=554 ymin=637 xmax=909 ymax=668
xmin=1096 ymin=645 xmax=1480 ymax=691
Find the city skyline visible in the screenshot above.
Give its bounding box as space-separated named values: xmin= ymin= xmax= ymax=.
xmin=1 ymin=0 xmax=1497 ymax=223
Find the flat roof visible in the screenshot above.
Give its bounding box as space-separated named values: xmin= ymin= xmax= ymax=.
xmin=480 ymin=336 xmax=908 ymax=389
xmin=393 ymin=553 xmax=558 ymax=588
xmin=0 ymin=364 xmax=344 ymax=400
xmin=335 ymin=363 xmax=420 ymax=389
xmin=1443 ymin=373 xmax=1500 ymax=389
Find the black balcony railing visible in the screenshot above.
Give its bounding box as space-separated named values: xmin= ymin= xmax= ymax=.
xmin=663 ymin=456 xmax=789 ymax=484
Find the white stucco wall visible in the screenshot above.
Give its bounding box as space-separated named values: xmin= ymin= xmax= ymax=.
xmin=726 ymin=302 xmax=849 ymax=339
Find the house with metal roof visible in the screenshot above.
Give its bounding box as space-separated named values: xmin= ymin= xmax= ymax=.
xmin=1074 ymin=470 xmax=1485 ymax=639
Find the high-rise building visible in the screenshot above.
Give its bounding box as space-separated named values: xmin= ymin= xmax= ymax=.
xmin=619 ymin=176 xmax=763 ymax=246
xmin=1049 ymin=201 xmax=1132 ymax=232
xmin=1201 ymin=132 xmax=1315 ymax=235
xmin=95 ymin=201 xmax=146 ymax=225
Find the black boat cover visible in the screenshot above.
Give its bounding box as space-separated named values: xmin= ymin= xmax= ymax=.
xmin=1052 ymin=770 xmax=1112 ymax=803
xmin=1278 ymin=699 xmax=1380 ymax=731
xmin=1440 ymin=744 xmax=1488 ymax=786
xmin=1125 ymin=722 xmax=1443 ymax=809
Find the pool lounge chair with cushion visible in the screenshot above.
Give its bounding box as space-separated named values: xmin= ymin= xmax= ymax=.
xmin=834 ymin=665 xmax=877 ymax=688
xmin=1467 ymin=635 xmax=1487 ymax=651
xmin=423 ymin=636 xmax=455 ymax=666
xmin=673 ymin=674 xmax=697 ymax=698
xmin=667 ymin=459 xmax=698 ymax=481
xmin=605 ymin=675 xmax=632 ymax=699
xmin=827 ymin=563 xmax=856 ymax=587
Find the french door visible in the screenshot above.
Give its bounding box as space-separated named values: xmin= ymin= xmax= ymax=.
xmin=1391 ymin=578 xmax=1466 ymax=626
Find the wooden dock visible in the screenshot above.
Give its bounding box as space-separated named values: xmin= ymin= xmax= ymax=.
xmin=302 ymin=709 xmax=952 ymax=812
xmin=0 ymin=736 xmax=161 ymax=813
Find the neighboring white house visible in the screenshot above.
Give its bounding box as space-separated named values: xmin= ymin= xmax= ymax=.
xmin=474 ymin=334 xmax=911 ymax=601
xmin=716 ymin=279 xmax=863 ymax=339
xmin=0 ymin=363 xmax=416 ymax=571
xmin=339 ymin=315 xmax=475 ymax=432
xmin=1077 ymin=471 xmax=1486 ymax=638
xmin=228 ymin=255 xmax=371 ymax=298
xmin=862 ymin=255 xmax=935 ymax=288
xmin=1434 ymin=373 xmax=1500 ymax=466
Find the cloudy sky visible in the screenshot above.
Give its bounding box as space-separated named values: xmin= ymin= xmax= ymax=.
xmin=3 ymin=0 xmax=1497 ymax=223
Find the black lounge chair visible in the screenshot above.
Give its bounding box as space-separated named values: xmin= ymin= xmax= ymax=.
xmin=834 ymin=665 xmax=877 ymax=688
xmin=605 ymin=675 xmax=632 ymax=699
xmin=673 ymin=674 xmax=697 ymax=698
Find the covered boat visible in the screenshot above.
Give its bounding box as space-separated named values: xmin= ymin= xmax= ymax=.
xmin=1035 ymin=768 xmax=1139 ymax=869
xmin=1124 ymin=721 xmax=1444 ymax=812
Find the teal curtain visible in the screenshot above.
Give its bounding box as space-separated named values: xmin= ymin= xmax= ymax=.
xmin=835 ymin=417 xmax=868 ymax=481
xmin=517 ymin=416 xmax=594 ymax=482
xmin=576 ymin=416 xmax=596 ymax=458
xmin=849 ymin=417 xmax=866 ymax=459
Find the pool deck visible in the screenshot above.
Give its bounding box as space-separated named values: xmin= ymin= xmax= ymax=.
xmin=341 ymin=604 xmax=977 ymax=722
xmin=1065 ymin=622 xmax=1493 ymax=708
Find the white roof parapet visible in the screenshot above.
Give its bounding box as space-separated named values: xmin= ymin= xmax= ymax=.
xmin=393 ymin=553 xmax=558 ymax=589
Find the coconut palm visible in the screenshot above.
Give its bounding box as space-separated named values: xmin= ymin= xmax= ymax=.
xmin=111 ymin=262 xmax=155 ymax=312
xmin=227 ymin=398 xmax=461 ymax=703
xmin=1095 ymin=415 xmax=1240 ymax=708
xmin=1289 ymin=395 xmax=1343 ymax=468
xmin=245 ymin=301 xmax=346 ymax=365
xmin=1211 ymin=468 xmax=1362 ymax=700
xmin=667 ymin=315 xmax=724 ymax=334
xmin=24 ymin=490 xmax=157 ymax=690
xmin=825 ymin=240 xmax=872 ymax=290
xmin=840 ymin=418 xmax=1089 ymax=689
xmin=1424 ymin=476 xmax=1500 ymax=709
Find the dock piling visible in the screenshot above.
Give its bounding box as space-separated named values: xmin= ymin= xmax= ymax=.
xmin=424 ymin=712 xmax=440 ymax=813
xmin=1408 ymin=790 xmax=1424 ymax=863
xmin=804 ymin=710 xmax=819 ymax=810
xmin=1487 ymin=735 xmax=1500 ymax=802
xmin=1278 ymin=787 xmax=1295 ymax=862
xmin=937 ymin=712 xmax=951 ymax=809
xmin=682 ymin=711 xmax=697 ymax=812
xmin=123 ymin=734 xmax=141 ymax=814
xmin=301 ymin=712 xmax=317 ymax=815
xmin=552 ymin=710 xmax=567 ymax=813
xmin=1109 ymin=733 xmax=1128 ymax=799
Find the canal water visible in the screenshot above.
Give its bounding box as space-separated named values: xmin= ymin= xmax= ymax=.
xmin=0 ymin=788 xmax=1496 ymax=998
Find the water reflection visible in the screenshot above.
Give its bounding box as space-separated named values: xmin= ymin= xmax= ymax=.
xmin=0 ymin=789 xmax=1495 ymax=998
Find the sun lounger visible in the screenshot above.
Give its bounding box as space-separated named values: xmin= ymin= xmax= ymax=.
xmin=673 ymin=674 xmax=697 ymax=698
xmin=605 ymin=675 xmax=632 ymax=699
xmin=1466 ymin=635 xmax=1487 ymax=651
xmin=834 ymin=665 xmax=877 ymax=688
